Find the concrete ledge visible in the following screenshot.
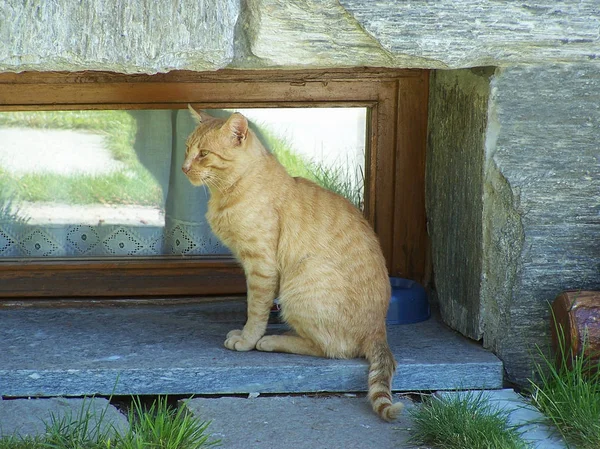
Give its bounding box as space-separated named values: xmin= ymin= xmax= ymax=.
xmin=0 ymin=301 xmax=502 ymax=397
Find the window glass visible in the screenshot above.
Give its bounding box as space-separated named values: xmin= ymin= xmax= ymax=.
xmin=0 ymin=108 xmax=366 ymax=258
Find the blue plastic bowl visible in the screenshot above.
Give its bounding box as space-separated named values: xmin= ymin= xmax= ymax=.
xmin=386 ymin=277 xmax=430 ymax=325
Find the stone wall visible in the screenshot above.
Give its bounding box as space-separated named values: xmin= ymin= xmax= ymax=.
xmin=483 ymin=64 xmax=600 ymax=383
xmin=2 ymin=0 xmax=599 ymax=384
xmin=427 ymin=64 xmax=600 ymax=383
xmin=426 ymin=68 xmax=491 ymax=340
xmin=3 ymin=1 xmax=599 ymax=72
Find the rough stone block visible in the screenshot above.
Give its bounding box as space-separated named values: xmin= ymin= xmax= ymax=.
xmin=427 ymin=62 xmax=600 ymax=385
xmin=483 ymin=63 xmax=600 ymax=384
xmin=1 ymin=1 xmax=600 ymax=72
xmin=341 ymin=1 xmax=600 ymax=68
xmin=0 ymin=0 xmax=239 ymax=73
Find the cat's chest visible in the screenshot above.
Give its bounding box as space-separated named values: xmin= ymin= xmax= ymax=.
xmin=206 ymin=200 xmax=245 ymax=247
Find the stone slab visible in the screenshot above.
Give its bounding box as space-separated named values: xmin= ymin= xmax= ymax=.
xmin=440 ymin=389 xmax=567 ymax=449
xmin=0 ymin=301 xmax=502 ymax=397
xmin=0 ymin=0 xmax=239 ymax=73
xmin=0 ymin=397 xmax=128 ymax=439
xmin=3 ymin=1 xmax=599 ymax=73
xmin=340 ymin=1 xmax=600 ymax=68
xmin=183 ymin=395 xmax=418 ymax=449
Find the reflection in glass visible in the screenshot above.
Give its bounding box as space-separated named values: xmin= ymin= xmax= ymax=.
xmin=0 ymin=108 xmax=366 ymax=259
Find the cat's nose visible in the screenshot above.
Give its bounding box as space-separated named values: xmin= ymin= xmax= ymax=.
xmin=182 ymin=165 xmax=190 ymax=174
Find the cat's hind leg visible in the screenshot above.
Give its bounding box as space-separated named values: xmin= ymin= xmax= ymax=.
xmin=256 ymin=334 xmax=324 ymax=357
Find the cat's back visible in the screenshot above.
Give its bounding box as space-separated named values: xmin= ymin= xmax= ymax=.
xmin=278 ymin=176 xmax=386 ymax=271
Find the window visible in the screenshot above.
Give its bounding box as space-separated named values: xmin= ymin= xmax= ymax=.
xmin=0 ymin=69 xmax=429 ymax=299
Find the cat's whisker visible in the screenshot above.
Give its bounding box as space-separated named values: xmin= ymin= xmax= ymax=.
xmin=205 ymin=176 xmax=226 ymax=195
xmin=208 ymin=175 xmax=231 ymax=193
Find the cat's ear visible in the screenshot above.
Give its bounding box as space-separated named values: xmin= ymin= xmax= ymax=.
xmin=188 ymin=104 xmax=213 ymax=124
xmin=225 ymin=112 xmax=248 ymax=146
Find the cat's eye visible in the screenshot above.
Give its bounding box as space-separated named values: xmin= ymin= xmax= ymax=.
xmin=199 ymin=150 xmax=209 ymax=157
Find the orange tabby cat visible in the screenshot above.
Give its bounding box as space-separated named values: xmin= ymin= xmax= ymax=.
xmin=182 ymin=107 xmax=402 ymax=421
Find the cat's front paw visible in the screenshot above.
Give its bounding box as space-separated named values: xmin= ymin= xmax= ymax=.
xmin=226 ymin=329 xmax=243 ymax=339
xmin=224 ymin=331 xmax=256 ymax=352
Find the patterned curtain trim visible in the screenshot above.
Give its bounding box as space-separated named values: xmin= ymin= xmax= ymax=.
xmin=0 ymin=218 xmax=229 ymax=258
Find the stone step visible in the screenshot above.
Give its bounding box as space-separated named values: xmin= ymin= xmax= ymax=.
xmin=0 ymin=301 xmax=502 ymax=397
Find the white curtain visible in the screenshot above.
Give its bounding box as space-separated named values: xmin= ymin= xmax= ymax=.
xmin=0 ymin=110 xmax=229 ymax=258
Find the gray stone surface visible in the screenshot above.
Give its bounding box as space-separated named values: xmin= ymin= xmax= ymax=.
xmin=183 ymin=395 xmax=418 ymax=449
xmin=427 ymin=62 xmax=600 ymax=385
xmin=0 ymin=0 xmax=239 ymax=73
xmin=2 ymin=1 xmax=599 ymax=72
xmin=481 ymin=63 xmax=600 ymax=384
xmin=426 ymin=68 xmax=492 ymax=340
xmin=238 ymin=0 xmax=399 ymax=69
xmin=341 ymin=1 xmax=600 ymax=68
xmin=440 ymin=389 xmax=567 ymax=449
xmin=0 ymin=397 xmax=128 ymax=439
xmin=0 ymin=301 xmax=502 ymax=397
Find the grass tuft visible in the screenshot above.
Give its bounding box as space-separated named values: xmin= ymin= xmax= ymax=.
xmin=119 ymin=397 xmax=219 ymax=449
xmin=409 ymin=391 xmax=530 ymax=449
xmin=0 ymin=397 xmax=218 ymax=449
xmin=529 ymin=321 xmax=600 ymax=449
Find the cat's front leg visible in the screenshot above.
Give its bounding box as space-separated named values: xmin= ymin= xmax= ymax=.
xmin=224 ymin=263 xmax=278 ymax=352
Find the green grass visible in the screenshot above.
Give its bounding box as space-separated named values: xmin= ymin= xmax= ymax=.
xmin=0 ymin=191 xmax=29 ymax=224
xmin=5 ymin=169 xmax=161 ymax=206
xmin=119 ymin=397 xmax=219 ymax=449
xmin=528 ymin=321 xmax=600 ymax=449
xmin=409 ymin=391 xmax=530 ymax=449
xmin=258 ymin=127 xmax=364 ymax=209
xmin=0 ymin=111 xmax=162 ymax=207
xmin=0 ymin=437 xmax=41 ymax=449
xmin=0 ymin=397 xmax=219 ymax=449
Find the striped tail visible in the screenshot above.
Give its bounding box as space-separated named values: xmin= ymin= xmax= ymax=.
xmin=365 ymin=340 xmax=403 ymax=421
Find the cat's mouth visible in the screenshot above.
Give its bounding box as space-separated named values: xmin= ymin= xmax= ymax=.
xmin=186 ymin=175 xmax=205 ymax=187
xmin=182 ymin=169 xmax=205 ymax=186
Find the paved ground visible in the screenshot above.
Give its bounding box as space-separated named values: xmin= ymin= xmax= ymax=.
xmin=0 ymin=128 xmax=123 ymax=176
xmin=0 ymin=391 xmax=566 ymax=449
xmin=16 ymin=201 xmax=164 ymax=226
xmin=183 ymin=394 xmax=418 ymax=449
xmin=0 ymin=397 xmax=128 ymax=439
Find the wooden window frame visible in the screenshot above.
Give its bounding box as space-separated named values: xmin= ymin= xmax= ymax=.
xmin=0 ymin=69 xmax=429 ymax=299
